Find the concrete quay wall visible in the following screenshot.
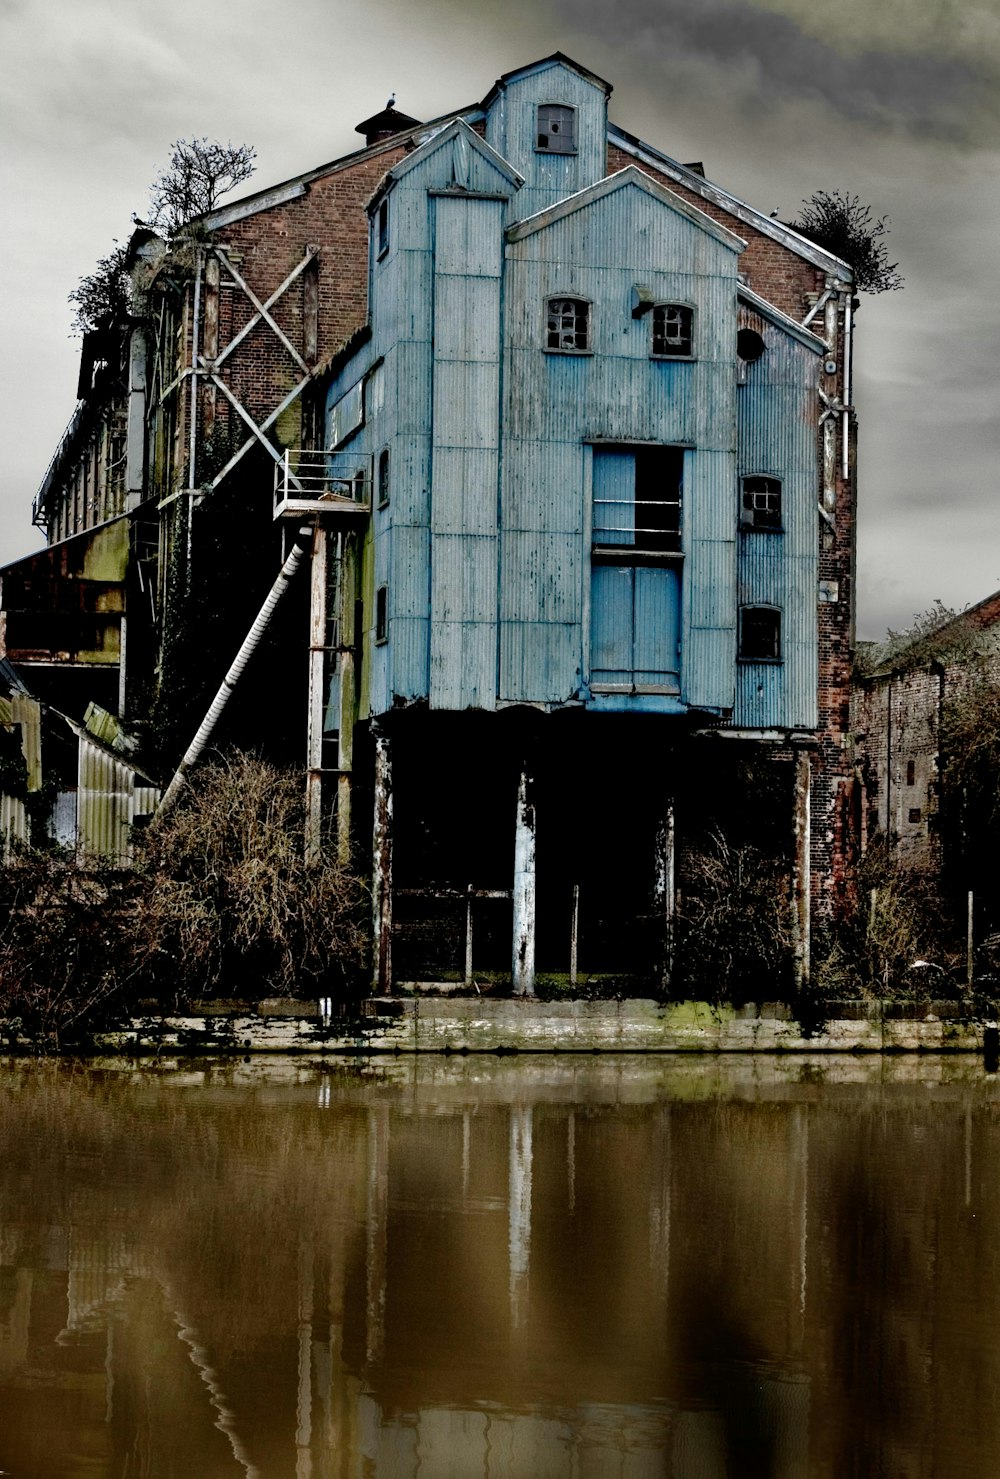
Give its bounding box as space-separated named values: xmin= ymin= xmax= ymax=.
xmin=44 ymin=997 xmax=998 ymax=1055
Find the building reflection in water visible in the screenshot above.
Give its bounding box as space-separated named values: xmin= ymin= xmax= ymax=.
xmin=0 ymin=1055 xmax=999 ymax=1476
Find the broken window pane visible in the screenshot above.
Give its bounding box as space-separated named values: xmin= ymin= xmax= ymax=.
xmin=652 ymin=303 xmax=694 ymax=358
xmin=375 ymin=584 xmax=388 ymax=643
xmin=740 ymin=475 xmax=782 ymax=531
xmin=537 ymin=104 xmax=577 ymax=154
xmin=546 ymin=297 xmax=590 ymax=352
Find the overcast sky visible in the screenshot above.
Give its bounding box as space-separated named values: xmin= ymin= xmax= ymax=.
xmin=1 ymin=0 xmax=997 ymax=639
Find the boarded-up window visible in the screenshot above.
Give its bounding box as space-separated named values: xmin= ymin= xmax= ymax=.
xmin=537 ymin=104 xmax=576 ymax=154
xmin=327 ymin=381 xmax=364 ymax=449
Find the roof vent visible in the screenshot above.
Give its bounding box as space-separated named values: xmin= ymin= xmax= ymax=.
xmin=354 ymin=98 xmax=423 ymax=148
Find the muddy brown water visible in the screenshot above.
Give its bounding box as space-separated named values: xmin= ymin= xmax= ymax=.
xmin=1 ymin=1053 xmax=998 ymax=1477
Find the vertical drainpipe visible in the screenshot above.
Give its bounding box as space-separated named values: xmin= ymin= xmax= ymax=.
xmin=792 ymin=749 xmax=812 ymax=990
xmin=372 ymin=730 xmax=393 ymax=994
xmin=512 ymin=766 xmax=536 ymax=997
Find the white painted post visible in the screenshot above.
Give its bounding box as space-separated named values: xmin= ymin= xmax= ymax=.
xmin=464 ymin=884 xmax=474 ymax=987
xmin=372 ymin=734 xmax=393 ymax=994
xmin=655 ymin=801 xmax=676 ymax=989
xmin=512 ymin=768 xmax=536 ymax=997
xmin=569 ymin=882 xmax=579 ymax=987
xmin=792 ymin=750 xmax=812 ymax=991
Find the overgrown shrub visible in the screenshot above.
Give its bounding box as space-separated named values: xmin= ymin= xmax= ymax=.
xmin=813 ymin=840 xmax=955 ymax=998
xmin=0 ymin=754 xmax=369 ymax=1044
xmin=131 ymin=753 xmax=368 ymax=998
xmin=675 ymin=831 xmax=793 ymax=1001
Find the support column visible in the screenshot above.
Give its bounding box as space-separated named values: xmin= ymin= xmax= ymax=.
xmin=512 ymin=767 xmax=536 ymax=997
xmin=372 ymin=731 xmax=393 ymax=994
xmin=306 ymin=526 xmax=327 ymax=865
xmin=792 ymin=749 xmax=811 ymax=991
xmin=654 ymin=800 xmax=676 ymax=990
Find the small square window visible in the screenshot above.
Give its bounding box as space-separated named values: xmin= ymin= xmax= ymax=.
xmin=377 ymin=199 xmax=389 ymax=259
xmin=652 ymin=304 xmax=693 ymax=358
xmin=908 ymin=807 xmax=922 ymax=824
xmin=740 ymin=476 xmax=782 ymax=531
xmin=738 ymin=606 xmax=781 ymax=662
xmin=375 ymin=584 xmax=388 ymax=643
xmin=546 ymin=297 xmax=590 ymax=352
xmin=537 ymin=104 xmax=576 ymax=154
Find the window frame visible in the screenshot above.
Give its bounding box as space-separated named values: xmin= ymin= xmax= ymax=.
xmin=650 ymin=302 xmax=696 ymax=361
xmin=737 ymin=605 xmax=782 ymax=664
xmin=536 ymin=103 xmax=577 ymax=155
xmin=545 ymin=296 xmax=592 ymax=355
xmin=739 ymin=474 xmax=783 ymax=533
xmin=591 ymin=444 xmax=685 ymax=562
xmin=377 ymin=447 xmax=390 ymax=509
xmin=375 ymin=584 xmax=388 ymax=645
xmin=376 ymin=198 xmax=389 ymax=260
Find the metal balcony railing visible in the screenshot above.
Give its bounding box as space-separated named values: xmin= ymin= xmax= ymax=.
xmin=273 ymin=450 xmax=372 ymax=519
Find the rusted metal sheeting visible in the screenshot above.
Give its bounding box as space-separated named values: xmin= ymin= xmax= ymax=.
xmin=484 ymin=60 xmax=607 ymax=223
xmin=77 ymin=735 xmax=159 ymax=865
xmin=735 ymin=314 xmax=819 ymax=729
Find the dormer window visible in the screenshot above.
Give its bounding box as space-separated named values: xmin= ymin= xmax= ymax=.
xmin=376 ymin=199 xmax=389 ymax=259
xmin=546 ymin=297 xmax=590 ymax=352
xmin=651 ymin=304 xmax=694 ymax=359
xmin=537 ymin=104 xmax=576 ymax=155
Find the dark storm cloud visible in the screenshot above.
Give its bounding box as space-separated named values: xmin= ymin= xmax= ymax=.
xmin=545 ymin=0 xmax=1000 ymax=144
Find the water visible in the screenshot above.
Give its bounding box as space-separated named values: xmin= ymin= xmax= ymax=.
xmin=0 ymin=1053 xmax=998 ymax=1478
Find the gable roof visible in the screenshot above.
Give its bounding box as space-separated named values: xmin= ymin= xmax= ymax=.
xmin=738 ymin=285 xmax=826 ymax=354
xmin=608 ymin=123 xmax=853 ymax=282
xmin=506 ymin=165 xmax=746 ymax=252
xmin=480 ymin=52 xmax=613 ymax=108
xmin=367 ymin=117 xmax=524 ymax=211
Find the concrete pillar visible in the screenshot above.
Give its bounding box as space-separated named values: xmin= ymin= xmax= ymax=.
xmin=306 ymin=527 xmax=328 ymax=865
xmin=512 ymin=767 xmax=536 ymax=997
xmin=792 ymin=749 xmax=811 ymax=990
xmin=372 ymin=732 xmax=393 ymax=994
xmin=654 ymin=800 xmax=676 ymax=990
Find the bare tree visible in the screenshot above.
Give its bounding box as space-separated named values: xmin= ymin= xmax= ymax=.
xmin=148 ymin=137 xmax=257 ymax=232
xmin=790 ymin=190 xmax=903 ymax=294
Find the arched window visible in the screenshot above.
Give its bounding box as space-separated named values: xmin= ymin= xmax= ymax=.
xmin=536 ymin=104 xmax=577 ymax=154
xmin=546 ymin=297 xmax=590 ymax=352
xmin=738 ymin=605 xmax=782 ymax=662
xmin=651 ymin=303 xmax=694 ymax=358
